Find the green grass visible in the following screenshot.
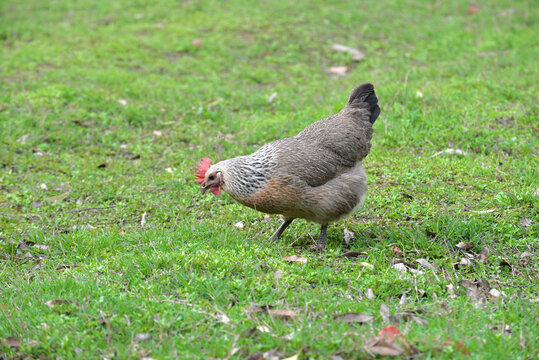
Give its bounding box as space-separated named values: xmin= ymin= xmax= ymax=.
xmin=1 ymin=0 xmax=538 ymax=358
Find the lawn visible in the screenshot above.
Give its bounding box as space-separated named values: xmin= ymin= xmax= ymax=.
xmin=0 ymin=0 xmax=537 ymax=358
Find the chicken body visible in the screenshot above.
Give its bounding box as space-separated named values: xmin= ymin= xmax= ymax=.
xmin=198 ymin=83 xmax=380 ymax=250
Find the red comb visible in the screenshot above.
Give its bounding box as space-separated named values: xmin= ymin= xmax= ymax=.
xmin=195 ymin=158 xmax=211 ymax=185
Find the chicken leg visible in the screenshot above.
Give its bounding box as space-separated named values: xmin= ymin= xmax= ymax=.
xmin=268 ymin=218 xmax=294 ymax=242
xmin=312 ymin=224 xmax=328 ymax=252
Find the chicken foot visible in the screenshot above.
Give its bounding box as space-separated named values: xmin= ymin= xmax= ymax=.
xmin=267 ymin=218 xmax=294 ymax=242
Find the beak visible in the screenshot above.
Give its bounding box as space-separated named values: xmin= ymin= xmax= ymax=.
xmin=201 ymin=183 xmax=209 ymax=194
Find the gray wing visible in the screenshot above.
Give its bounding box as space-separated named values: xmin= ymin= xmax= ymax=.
xmin=271 ymin=84 xmax=379 ymax=187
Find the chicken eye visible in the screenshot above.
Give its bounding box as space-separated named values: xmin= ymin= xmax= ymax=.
xmin=209 ymin=175 xmax=215 ymax=180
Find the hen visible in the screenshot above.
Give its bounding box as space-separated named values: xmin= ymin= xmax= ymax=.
xmin=196 ymin=83 xmax=380 ymax=250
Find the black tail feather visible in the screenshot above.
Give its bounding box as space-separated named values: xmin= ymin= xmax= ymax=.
xmin=347 ymin=83 xmax=381 ymax=124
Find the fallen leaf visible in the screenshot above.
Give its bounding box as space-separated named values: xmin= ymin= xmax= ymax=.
xmin=379 ymin=303 xmax=390 ymax=323
xmin=153 ymin=130 xmax=163 ymax=137
xmin=45 ymin=299 xmax=75 ymax=314
xmin=45 ymin=299 xmax=71 ymax=307
xmin=520 ymin=251 xmax=533 ymax=260
xmin=340 ymin=250 xmax=361 ymax=258
xmin=468 ymin=6 xmax=479 ymax=14
xmin=191 ymin=39 xmax=203 ymax=47
xmin=267 ymin=92 xmax=278 ymax=103
xmin=244 ymin=304 xmax=273 ymax=315
xmin=399 ymin=293 xmax=408 ymax=306
xmin=335 ymin=313 xmax=373 ymax=323
xmin=257 ymin=326 xmax=271 ymax=334
xmin=458 ymin=257 xmax=472 ymax=267
xmin=416 ymin=258 xmax=436 ymax=271
xmin=392 ymin=263 xmax=407 ymax=273
xmin=1 ymin=336 xmax=21 ymax=348
xmin=118 ymin=98 xmax=128 ymax=106
xmin=343 ymin=228 xmax=355 ymax=245
xmin=214 ymin=312 xmax=230 ymax=325
xmin=282 ymin=349 xmax=302 ymax=360
xmin=365 ymin=337 xmax=404 ymax=356
xmin=234 ymin=221 xmax=245 ymax=229
xmin=118 ymin=228 xmax=125 ymax=236
xmin=283 ymin=255 xmax=307 ymax=264
xmin=456 ymin=242 xmax=474 ymax=250
xmin=331 ymin=43 xmax=365 ymax=61
xmin=268 ymin=309 xmax=298 ymax=320
xmin=274 ymin=269 xmax=283 ymax=279
xmin=391 ymin=245 xmax=403 ymax=256
xmin=479 ymin=246 xmax=490 ymax=263
xmin=366 ymin=288 xmax=375 ymax=300
xmin=328 ymin=66 xmax=347 ymax=75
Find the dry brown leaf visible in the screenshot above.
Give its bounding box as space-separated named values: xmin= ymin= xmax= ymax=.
xmin=343 ymin=228 xmax=355 ymax=245
xmin=365 ymin=338 xmax=404 ymax=357
xmin=456 ymin=242 xmax=474 ymax=250
xmin=191 ymin=39 xmax=203 ymax=47
xmin=244 ymin=304 xmax=273 ymax=315
xmin=391 ymin=245 xmax=403 ymax=256
xmin=268 ymin=309 xmax=298 ymax=320
xmin=334 ymin=313 xmax=373 ymax=323
xmin=244 ymin=352 xmax=265 ymax=360
xmin=340 ymin=250 xmax=361 ymax=258
xmin=283 ymin=255 xmax=307 ymax=264
xmin=416 ymin=258 xmax=436 ymax=271
xmin=45 ymin=299 xmax=71 ymax=307
xmin=1 ymin=336 xmax=21 ymax=348
xmin=479 ymin=246 xmax=490 ymax=263
xmin=379 ymin=303 xmax=390 ymax=323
